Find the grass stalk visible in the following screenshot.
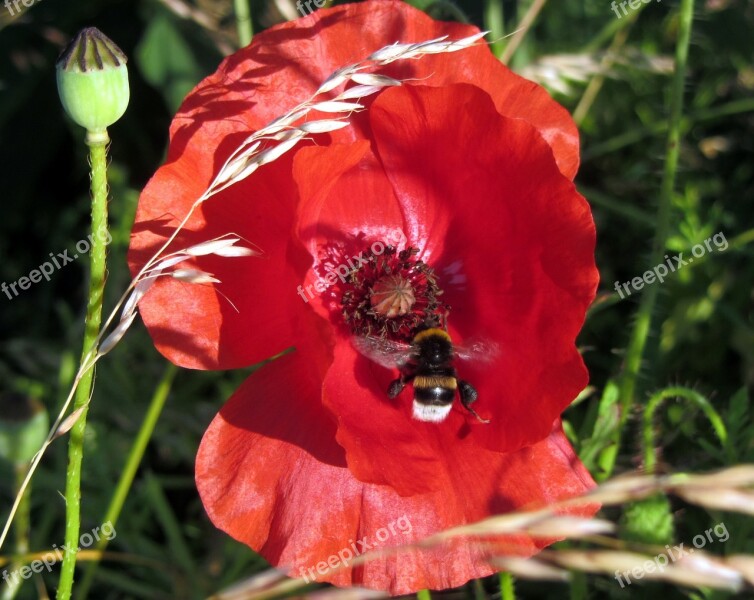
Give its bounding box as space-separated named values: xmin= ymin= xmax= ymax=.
xmin=605 ymin=0 xmax=696 ymax=478
xmin=0 ymin=465 xmax=31 ymax=600
xmin=77 ymin=364 xmax=178 ymax=599
xmin=500 ymin=0 xmax=547 ymax=65
xmin=234 ymin=0 xmax=253 ymax=46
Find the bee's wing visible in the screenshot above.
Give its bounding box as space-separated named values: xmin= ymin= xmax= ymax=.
xmin=454 ymin=337 xmax=501 ymax=364
xmin=351 ymin=336 xmax=415 ymax=369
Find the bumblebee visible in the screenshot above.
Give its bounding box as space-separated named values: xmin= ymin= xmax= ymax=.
xmin=353 ymin=327 xmax=493 ymax=423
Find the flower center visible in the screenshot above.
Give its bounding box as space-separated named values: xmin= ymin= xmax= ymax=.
xmin=370 ymin=274 xmax=416 ymax=318
xmin=339 ymin=246 xmax=446 ymax=341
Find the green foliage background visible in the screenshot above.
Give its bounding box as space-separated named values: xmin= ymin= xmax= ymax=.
xmin=0 ymin=0 xmax=752 ymax=598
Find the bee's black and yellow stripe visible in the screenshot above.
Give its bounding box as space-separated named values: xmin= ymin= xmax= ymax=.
xmin=413 ymin=375 xmax=456 ymax=405
xmin=413 ymin=375 xmax=457 ymax=389
xmin=384 ymin=326 xmax=484 ymax=423
xmin=410 ymin=328 xmax=458 ymax=409
xmin=413 ymin=328 xmax=451 ymax=344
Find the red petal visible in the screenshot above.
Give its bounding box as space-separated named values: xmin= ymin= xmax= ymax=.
xmin=197 ymin=363 xmax=596 ymax=594
xmin=310 ymin=84 xmax=596 ymax=493
xmin=130 ymin=0 xmax=579 ymax=367
xmin=129 ymin=153 xmax=315 ymax=369
xmin=370 ymin=84 xmax=597 ymax=451
xmin=291 ymin=141 xmax=412 ymax=325
xmin=284 ymin=85 xmax=598 ymax=495
xmin=294 ymin=142 xmax=403 ymax=253
xmin=241 ymin=0 xmax=578 ymax=177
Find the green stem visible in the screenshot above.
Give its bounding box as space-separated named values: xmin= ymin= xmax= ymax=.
xmin=582 ymin=98 xmax=754 ymax=161
xmin=0 ymin=465 xmax=31 ymax=600
xmin=604 ymin=0 xmax=695 ymax=479
xmin=234 ymin=0 xmax=253 ymax=47
xmin=426 ymin=1 xmax=471 ymax=23
xmin=472 ymin=578 xmax=486 ymax=600
xmin=578 ymin=185 xmax=655 ymax=226
xmin=56 ymin=132 xmax=111 ymax=600
xmin=643 ymin=387 xmax=728 ymax=473
xmin=417 ymin=589 xmax=431 ymax=600
xmin=588 ymin=228 xmax=750 ymax=321
xmin=573 ymin=4 xmax=646 ymax=127
xmin=500 ymin=0 xmax=547 ymax=65
xmin=582 ymin=0 xmax=648 ymax=52
xmin=483 ymin=0 xmax=505 ymax=58
xmin=77 ymin=364 xmax=178 ymax=599
xmin=573 ymin=22 xmax=633 ymax=126
xmin=499 ymin=572 xmax=515 ymax=600
xmin=569 ymin=571 xmax=587 ymax=600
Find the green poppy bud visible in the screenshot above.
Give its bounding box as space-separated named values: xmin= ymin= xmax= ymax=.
xmin=56 ymin=27 xmax=129 ymax=136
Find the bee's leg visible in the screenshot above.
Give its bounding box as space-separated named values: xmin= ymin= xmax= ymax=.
xmin=388 ymin=372 xmax=414 ymax=399
xmin=440 ymin=310 xmax=448 ymax=331
xmin=458 ymin=380 xmax=490 ymax=423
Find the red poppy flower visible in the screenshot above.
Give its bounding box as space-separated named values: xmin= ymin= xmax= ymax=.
xmin=128 ymin=0 xmax=599 ymax=594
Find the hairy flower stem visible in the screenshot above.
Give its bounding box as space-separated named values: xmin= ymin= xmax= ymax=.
xmin=643 ymin=387 xmax=727 ymax=473
xmin=57 ymin=131 xmax=111 ymax=600
xmin=607 ymin=0 xmax=695 ymax=478
xmin=77 ymin=364 xmax=178 ymax=600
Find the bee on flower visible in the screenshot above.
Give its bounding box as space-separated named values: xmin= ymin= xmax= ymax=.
xmin=129 ymin=1 xmax=599 ymax=594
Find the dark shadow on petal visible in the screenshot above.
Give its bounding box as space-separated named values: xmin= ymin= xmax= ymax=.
xmin=216 ymin=346 xmax=348 ymax=467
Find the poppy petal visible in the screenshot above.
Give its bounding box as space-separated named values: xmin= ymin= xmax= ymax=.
xmin=130 ymin=0 xmax=579 ymax=368
xmin=370 ymin=84 xmax=598 ymax=452
xmin=129 ymin=153 xmax=317 ymax=369
xmin=197 ymin=362 xmax=595 ymax=595
xmin=308 ymin=84 xmax=596 ymax=492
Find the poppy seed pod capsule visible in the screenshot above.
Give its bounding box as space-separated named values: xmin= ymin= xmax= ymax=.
xmin=56 ymin=27 xmax=129 ymax=137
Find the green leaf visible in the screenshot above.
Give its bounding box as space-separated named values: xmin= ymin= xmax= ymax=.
xmin=579 ymin=379 xmax=621 ymax=479
xmin=0 ymin=394 xmax=48 ymax=465
xmin=724 ymin=387 xmax=751 ymax=462
xmin=135 ymin=13 xmax=204 ymax=113
xmin=620 ymin=493 xmax=675 ymax=546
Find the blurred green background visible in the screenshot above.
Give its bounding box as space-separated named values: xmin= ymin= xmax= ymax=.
xmin=1 ymin=0 xmax=753 ymax=598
